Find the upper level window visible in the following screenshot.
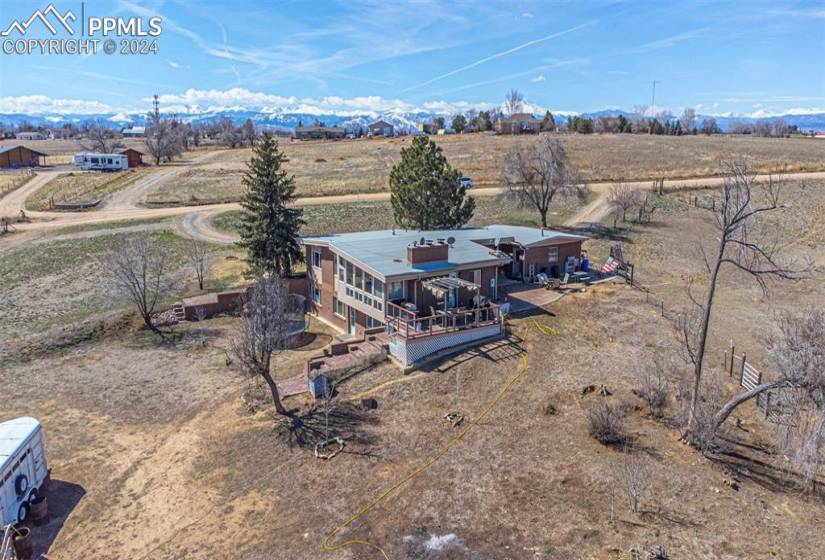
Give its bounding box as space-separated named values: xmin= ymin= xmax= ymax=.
xmin=388 ymin=281 xmax=404 ymax=301
xmin=373 ymin=279 xmax=384 ymax=298
xmin=312 ymin=286 xmax=322 ymax=305
xmin=312 ymin=248 xmax=322 ymax=268
xmin=548 ymin=247 xmax=559 ymax=263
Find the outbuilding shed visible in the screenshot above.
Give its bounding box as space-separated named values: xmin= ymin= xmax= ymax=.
xmin=0 ymin=145 xmax=46 ymax=168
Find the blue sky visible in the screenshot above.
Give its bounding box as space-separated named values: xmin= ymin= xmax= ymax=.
xmin=0 ymin=0 xmax=823 ymax=116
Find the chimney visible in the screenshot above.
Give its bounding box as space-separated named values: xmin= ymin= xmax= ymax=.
xmin=407 ymin=239 xmax=449 ymax=265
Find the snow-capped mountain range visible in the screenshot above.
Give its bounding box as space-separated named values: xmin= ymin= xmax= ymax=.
xmin=2 ymin=108 xmax=824 ymax=133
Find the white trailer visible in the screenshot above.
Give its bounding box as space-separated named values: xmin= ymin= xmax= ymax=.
xmin=0 ymin=418 xmax=48 ymax=526
xmin=72 ymin=152 xmax=129 ymax=171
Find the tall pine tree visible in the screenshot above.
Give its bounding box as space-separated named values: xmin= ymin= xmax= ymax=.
xmin=237 ymin=133 xmax=305 ymax=277
xmin=390 ymin=136 xmax=475 ymax=230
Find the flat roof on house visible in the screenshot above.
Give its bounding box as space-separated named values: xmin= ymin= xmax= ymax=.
xmin=303 ymin=225 xmax=586 ymax=279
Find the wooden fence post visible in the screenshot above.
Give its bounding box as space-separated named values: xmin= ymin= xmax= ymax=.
xmin=729 ymin=344 xmax=735 ymax=375
xmin=764 ymin=392 xmax=771 ymax=419
xmin=660 ymin=301 xmax=664 ymax=317
xmin=723 ymin=350 xmax=728 ymax=372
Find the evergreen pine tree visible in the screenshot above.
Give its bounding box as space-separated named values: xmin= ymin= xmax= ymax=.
xmin=390 ymin=136 xmax=475 ymax=230
xmin=541 ymin=110 xmax=556 ymax=131
xmin=237 ymin=133 xmax=305 ymax=277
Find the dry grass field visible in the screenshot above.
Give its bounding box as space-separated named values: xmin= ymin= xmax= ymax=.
xmin=1 ymin=169 xmax=824 ymax=558
xmin=0 ymin=170 xmax=35 ymax=197
xmin=213 ymin=191 xmax=592 ymax=237
xmin=25 ymin=168 xmax=153 ymax=210
xmin=144 ymin=133 xmax=825 ymax=206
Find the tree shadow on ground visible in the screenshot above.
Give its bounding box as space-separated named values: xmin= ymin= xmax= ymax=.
xmin=273 ymin=400 xmax=380 ymax=452
xmin=555 ymin=224 xmax=633 ymax=243
xmin=707 ymin=435 xmax=823 ymax=496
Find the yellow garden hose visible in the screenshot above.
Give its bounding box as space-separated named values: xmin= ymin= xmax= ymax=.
xmin=323 ymin=322 xmax=538 ymax=559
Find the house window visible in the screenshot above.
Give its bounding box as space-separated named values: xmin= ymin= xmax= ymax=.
xmin=548 ymin=247 xmax=559 ymax=263
xmin=312 ymin=286 xmax=321 ymax=305
xmin=388 ymin=281 xmax=404 ymax=301
xmin=334 ymin=297 xmax=345 ymax=317
xmin=311 ymin=248 xmax=322 ymax=268
xmin=366 ymin=317 xmax=383 ymax=329
xmin=338 ymin=258 xmax=346 ymax=281
xmin=346 ymin=262 xmax=354 ymax=285
xmin=374 ymin=280 xmax=384 ymax=298
xmin=364 ymin=274 xmax=373 ymax=294
xmin=471 ymin=269 xmax=481 ymax=286
xmin=355 ymin=268 xmax=364 ymax=290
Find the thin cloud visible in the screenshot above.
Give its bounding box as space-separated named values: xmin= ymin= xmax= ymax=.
xmin=401 ymin=21 xmax=596 ymax=93
xmin=531 ymin=74 xmax=546 ymax=83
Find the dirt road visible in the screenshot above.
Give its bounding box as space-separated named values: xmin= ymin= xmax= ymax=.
xmin=102 ymin=150 xmax=223 ymax=210
xmin=4 ymin=170 xmax=825 ymax=241
xmin=0 ymin=169 xmax=63 ymax=218
xmin=563 ymin=171 xmax=825 ymax=226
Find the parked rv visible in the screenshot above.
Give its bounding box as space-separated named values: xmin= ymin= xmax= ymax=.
xmin=73 ymin=152 xmax=129 ymax=171
xmin=0 ymin=418 xmax=48 ymax=526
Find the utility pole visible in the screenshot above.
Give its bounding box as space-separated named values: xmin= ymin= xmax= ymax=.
xmin=650 ymin=80 xmax=657 ymax=112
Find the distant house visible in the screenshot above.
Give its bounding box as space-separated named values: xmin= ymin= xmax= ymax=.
xmin=417 ymin=122 xmax=439 ymax=135
xmin=368 ymin=120 xmax=394 ymax=137
xmin=117 ymin=148 xmax=145 ymax=168
xmin=15 ymin=131 xmax=46 ymax=141
xmin=294 ymin=126 xmax=347 ymax=141
xmin=0 ymin=145 xmax=47 ymax=168
xmin=497 ymin=113 xmax=540 ymax=135
xmin=122 ymin=126 xmax=146 ymax=138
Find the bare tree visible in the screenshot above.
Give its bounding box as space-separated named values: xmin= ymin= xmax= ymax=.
xmin=676 ymin=160 xmax=808 ymax=445
xmin=505 ymin=88 xmax=524 ymax=115
xmin=679 ymin=108 xmax=696 ymax=132
xmin=622 ymin=450 xmax=651 ymax=513
xmin=231 ymin=275 xmax=301 ymax=415
xmin=636 ymin=352 xmax=670 ymax=417
xmin=82 ymin=120 xmax=124 ymax=153
xmin=145 ymin=94 xmax=185 ymax=165
xmin=607 ymin=182 xmax=638 ymax=226
xmin=104 ymin=235 xmax=175 ymax=337
xmin=501 ymin=135 xmax=587 ymax=228
xmin=186 ymin=239 xmax=209 ymax=291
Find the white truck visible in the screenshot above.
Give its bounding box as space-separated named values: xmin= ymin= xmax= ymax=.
xmin=0 ymin=418 xmax=48 ymax=526
xmin=73 ymin=152 xmax=129 ymax=171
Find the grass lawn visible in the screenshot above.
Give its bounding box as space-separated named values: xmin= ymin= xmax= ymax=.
xmin=26 ymin=168 xmax=152 ymax=210
xmin=144 ymin=133 xmax=825 ymax=206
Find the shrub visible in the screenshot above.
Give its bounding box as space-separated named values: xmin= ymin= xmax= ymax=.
xmin=587 ymin=400 xmax=627 ymax=445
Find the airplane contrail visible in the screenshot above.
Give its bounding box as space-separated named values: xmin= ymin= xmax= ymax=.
xmin=400 ymin=20 xmax=596 ymax=93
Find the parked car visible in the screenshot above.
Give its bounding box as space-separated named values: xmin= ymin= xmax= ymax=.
xmin=460 ymin=176 xmax=473 ymax=189
xmin=0 ymin=417 xmax=48 ymax=526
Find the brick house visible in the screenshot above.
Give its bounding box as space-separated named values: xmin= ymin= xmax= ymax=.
xmin=302 ymin=225 xmax=586 ymax=367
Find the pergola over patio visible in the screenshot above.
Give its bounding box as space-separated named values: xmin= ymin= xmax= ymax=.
xmin=421 ymin=276 xmax=480 ymax=298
